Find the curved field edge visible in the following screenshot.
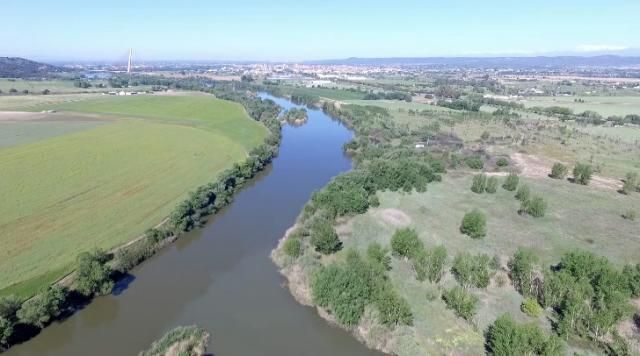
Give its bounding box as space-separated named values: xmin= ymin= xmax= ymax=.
xmin=0 ymin=95 xmax=269 ymax=297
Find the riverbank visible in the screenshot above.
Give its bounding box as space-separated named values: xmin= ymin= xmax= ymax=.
xmin=0 ymin=91 xmax=282 ymax=352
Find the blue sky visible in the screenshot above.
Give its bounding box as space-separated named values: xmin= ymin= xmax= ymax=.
xmin=3 ymin=0 xmax=639 ymax=61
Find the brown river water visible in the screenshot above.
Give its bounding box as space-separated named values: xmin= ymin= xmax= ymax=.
xmin=6 ymin=94 xmax=380 ymax=356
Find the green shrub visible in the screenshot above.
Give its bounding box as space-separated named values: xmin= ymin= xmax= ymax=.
xmin=470 ymin=174 xmax=487 ymax=193
xmin=502 ymin=173 xmax=519 ymax=191
xmin=16 ymin=285 xmax=66 ymax=328
xmin=572 ymin=163 xmax=593 ymax=185
xmin=485 ymin=176 xmax=498 ymax=193
xmin=442 ymin=286 xmax=478 ymax=321
xmin=465 ymin=155 xmax=484 ymax=170
xmin=520 ymin=196 xmax=547 ymax=218
xmin=75 ymin=249 xmax=114 ymax=297
xmin=391 ymin=228 xmax=423 ymax=259
xmin=283 ymin=237 xmax=302 ymax=258
xmin=486 ymin=314 xmax=564 ymax=356
xmin=367 ymin=242 xmax=391 ymax=271
xmin=622 ymin=209 xmax=637 ymax=221
xmin=452 ymin=253 xmax=491 ymax=289
xmin=310 ymin=222 xmax=342 ymax=255
xmin=412 ymin=246 xmax=447 ymax=282
xmin=521 ymin=298 xmax=544 ymax=317
xmin=0 ymin=295 xmax=21 ymax=320
xmin=460 ymin=209 xmax=487 ymax=239
xmin=481 ymin=131 xmax=490 ymax=140
xmin=375 ymin=287 xmax=414 ymax=326
xmin=514 ymin=184 xmax=530 ymax=202
xmin=622 ymin=172 xmax=639 ymax=195
xmin=496 ymin=157 xmax=509 ymax=167
xmin=550 ymin=163 xmax=568 ymax=179
xmin=367 ymin=194 xmax=380 ymax=207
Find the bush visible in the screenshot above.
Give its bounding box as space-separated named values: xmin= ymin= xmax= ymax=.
xmin=515 ymin=184 xmax=530 ymax=202
xmin=481 ymin=131 xmax=491 ymax=140
xmin=0 ymin=295 xmax=21 ymax=320
xmin=367 ymin=242 xmax=391 ymax=271
xmin=496 ymin=157 xmax=509 ymax=167
xmin=75 ymin=249 xmax=114 ymax=296
xmin=622 ymin=172 xmax=639 ymax=195
xmin=283 ymin=237 xmax=302 ymax=258
xmin=16 ymin=285 xmax=66 ymax=328
xmin=412 ymin=246 xmax=447 ymax=282
xmin=470 ymin=174 xmax=487 ymax=193
xmin=521 ymin=298 xmax=544 ymax=317
xmin=502 ymin=173 xmax=519 ymax=191
xmin=465 ymin=155 xmax=484 ymax=170
xmin=460 ymin=209 xmax=487 ymax=239
xmin=622 ymin=209 xmax=637 ymax=221
xmin=572 ymin=163 xmax=593 ymax=185
xmin=520 ymin=196 xmax=547 ymax=218
xmin=113 ymin=239 xmax=155 ymax=273
xmin=375 ymin=287 xmax=414 ymax=326
xmin=442 ymin=286 xmax=478 ymax=321
xmin=550 ymin=163 xmax=568 ymax=179
xmin=485 ymin=176 xmax=498 ymax=193
xmin=310 ymin=222 xmax=342 ymax=255
xmin=391 ymin=228 xmax=423 ymax=259
xmin=486 ymin=314 xmax=564 ymax=356
xmin=452 ymin=253 xmax=491 ymax=289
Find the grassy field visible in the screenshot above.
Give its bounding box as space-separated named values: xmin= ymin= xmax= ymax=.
xmin=0 ymin=120 xmax=106 ymax=148
xmin=521 ymin=95 xmax=640 ymax=117
xmin=577 ymin=125 xmax=640 ymax=144
xmin=336 ymin=173 xmax=640 ymax=354
xmin=0 ymin=93 xmax=104 ymax=111
xmin=0 ymin=94 xmax=268 ymax=297
xmin=0 ymin=78 xmax=154 ymax=94
xmin=278 ymin=86 xmax=366 ymax=101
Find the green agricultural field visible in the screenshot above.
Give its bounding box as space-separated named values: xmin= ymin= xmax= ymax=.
xmin=337 ymin=173 xmax=640 ymax=354
xmin=0 ymin=78 xmax=154 ymax=94
xmin=0 ymin=94 xmax=268 ymax=297
xmin=521 ymin=95 xmax=640 ymax=117
xmin=0 ymin=120 xmax=106 ymax=148
xmin=0 ymin=93 xmax=103 ymax=111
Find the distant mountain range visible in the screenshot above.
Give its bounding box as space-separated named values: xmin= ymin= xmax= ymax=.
xmin=0 ymin=57 xmax=66 ymax=78
xmin=304 ymin=55 xmax=640 ymax=68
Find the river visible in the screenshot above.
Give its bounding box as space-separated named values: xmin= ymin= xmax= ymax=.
xmin=6 ymin=94 xmax=379 ymax=356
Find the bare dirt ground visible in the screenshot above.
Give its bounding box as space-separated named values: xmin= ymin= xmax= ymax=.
xmin=376 ymin=208 xmax=412 ymax=227
xmin=510 ymin=152 xmax=622 ymax=191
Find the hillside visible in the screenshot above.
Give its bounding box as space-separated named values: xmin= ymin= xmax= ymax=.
xmin=0 ymin=57 xmax=66 ymax=78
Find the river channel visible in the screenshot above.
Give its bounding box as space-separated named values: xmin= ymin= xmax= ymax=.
xmin=6 ymin=94 xmax=379 ymax=356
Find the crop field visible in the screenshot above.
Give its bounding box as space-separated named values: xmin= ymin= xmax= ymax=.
xmin=0 ymin=93 xmax=103 ymax=111
xmin=0 ymin=78 xmax=155 ymax=94
xmin=520 ymin=95 xmax=640 ymax=117
xmin=336 ymin=173 xmax=640 ymax=354
xmin=0 ymin=94 xmax=268 ymax=297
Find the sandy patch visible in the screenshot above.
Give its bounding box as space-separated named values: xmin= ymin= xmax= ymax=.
xmin=377 ymin=208 xmax=412 ymax=227
xmin=511 ymin=152 xmax=622 ymax=191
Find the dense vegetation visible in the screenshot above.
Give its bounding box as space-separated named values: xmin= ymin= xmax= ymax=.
xmin=139 ymin=325 xmax=210 ymax=356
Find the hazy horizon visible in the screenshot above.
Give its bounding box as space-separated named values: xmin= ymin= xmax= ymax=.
xmin=4 ymin=0 xmax=640 ymax=62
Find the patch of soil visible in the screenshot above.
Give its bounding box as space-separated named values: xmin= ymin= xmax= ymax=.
xmin=377 ymin=208 xmax=412 ymax=227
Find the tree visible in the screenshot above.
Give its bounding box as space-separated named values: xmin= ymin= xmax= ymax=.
xmin=502 ymin=173 xmax=519 ymax=191
xmin=0 ymin=317 xmax=12 ymax=346
xmin=471 ymin=174 xmax=487 ymax=193
xmin=515 ymin=184 xmax=530 ymax=202
xmin=622 ymin=172 xmax=638 ymax=195
xmin=550 ymin=163 xmax=568 ymax=179
xmin=75 ymin=249 xmax=114 ymax=296
xmin=283 ymin=237 xmax=302 ymax=258
xmin=442 ymin=286 xmax=478 ymax=321
xmin=460 ymin=209 xmax=487 ymax=239
xmin=572 ymin=163 xmax=593 ymax=185
xmin=465 ymin=156 xmax=484 ymax=170
xmin=452 ymin=253 xmax=491 ymax=288
xmin=391 ymin=228 xmax=423 ymax=259
xmin=310 ymin=222 xmax=342 ymax=255
xmin=367 ymin=242 xmax=391 ymax=271
xmin=17 ymin=285 xmax=66 ymax=328
xmin=0 ymin=295 xmax=21 ymax=320
xmin=41 ymin=88 xmax=50 ymax=95
xmin=486 ymin=176 xmax=498 ymax=193
xmin=9 ymin=88 xmax=17 ymax=94
xmin=375 ymin=287 xmax=413 ymax=326
xmin=412 ymin=246 xmax=447 ymax=282
xmin=486 ymin=314 xmax=564 ymax=356
xmin=508 ymin=248 xmax=539 ymax=297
